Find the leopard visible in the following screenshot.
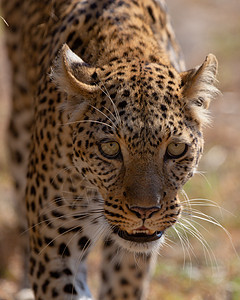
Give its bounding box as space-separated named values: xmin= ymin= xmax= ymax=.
xmin=2 ymin=0 xmax=219 ymax=299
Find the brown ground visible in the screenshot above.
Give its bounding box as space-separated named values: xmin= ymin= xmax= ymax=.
xmin=0 ymin=0 xmax=240 ymax=299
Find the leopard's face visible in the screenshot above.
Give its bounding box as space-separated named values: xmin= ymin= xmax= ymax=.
xmin=52 ymin=44 xmax=218 ymax=253
xmin=67 ymin=60 xmax=203 ymax=252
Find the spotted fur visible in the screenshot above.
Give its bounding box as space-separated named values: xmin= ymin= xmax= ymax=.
xmin=2 ymin=0 xmax=218 ymax=299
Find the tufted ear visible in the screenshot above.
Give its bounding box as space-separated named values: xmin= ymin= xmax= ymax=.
xmin=51 ymin=43 xmax=99 ymax=98
xmin=180 ymin=54 xmax=219 ymax=126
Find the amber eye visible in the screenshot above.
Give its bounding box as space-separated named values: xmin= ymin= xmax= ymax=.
xmin=99 ymin=141 xmax=120 ymax=158
xmin=166 ymin=142 xmax=188 ymax=159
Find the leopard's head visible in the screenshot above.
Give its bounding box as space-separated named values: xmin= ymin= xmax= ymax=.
xmin=51 ymin=44 xmax=218 ymax=253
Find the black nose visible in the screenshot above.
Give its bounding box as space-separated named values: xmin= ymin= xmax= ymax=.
xmin=127 ymin=205 xmax=161 ymax=219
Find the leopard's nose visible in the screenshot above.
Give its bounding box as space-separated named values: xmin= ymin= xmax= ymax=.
xmin=127 ymin=205 xmax=161 ymax=219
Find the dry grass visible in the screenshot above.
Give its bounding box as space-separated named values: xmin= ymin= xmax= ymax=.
xmin=0 ymin=0 xmax=240 ymax=299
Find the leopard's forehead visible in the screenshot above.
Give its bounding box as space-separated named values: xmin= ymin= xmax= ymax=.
xmin=98 ymin=59 xmax=183 ymax=113
xmin=93 ymin=60 xmax=192 ymax=152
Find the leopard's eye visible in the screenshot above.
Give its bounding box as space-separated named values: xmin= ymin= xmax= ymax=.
xmin=166 ymin=142 xmax=188 ymax=159
xmin=99 ymin=141 xmax=120 ymax=158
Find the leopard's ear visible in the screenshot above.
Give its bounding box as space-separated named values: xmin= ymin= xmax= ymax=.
xmin=180 ymin=54 xmax=219 ymax=126
xmin=51 ymin=43 xmax=99 ymax=98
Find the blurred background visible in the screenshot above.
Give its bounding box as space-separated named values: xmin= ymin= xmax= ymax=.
xmin=0 ymin=0 xmax=240 ymax=299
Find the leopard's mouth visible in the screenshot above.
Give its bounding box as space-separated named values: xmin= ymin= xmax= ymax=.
xmin=113 ymin=227 xmax=164 ymax=243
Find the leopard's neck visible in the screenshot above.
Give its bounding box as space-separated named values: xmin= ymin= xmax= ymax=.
xmin=87 ymin=0 xmax=171 ymax=67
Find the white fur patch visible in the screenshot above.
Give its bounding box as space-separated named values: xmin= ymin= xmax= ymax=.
xmin=65 ymin=46 xmax=84 ymax=65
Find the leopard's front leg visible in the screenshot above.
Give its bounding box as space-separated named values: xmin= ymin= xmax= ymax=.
xmin=26 ymin=163 xmax=102 ymax=300
xmin=99 ymin=237 xmax=156 ymax=300
xmin=28 ymin=217 xmax=97 ymax=300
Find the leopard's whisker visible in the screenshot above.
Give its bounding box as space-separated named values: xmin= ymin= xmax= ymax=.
xmin=177 ymin=219 xmax=218 ymax=269
xmin=65 ymin=215 xmax=106 ymax=257
xmin=88 ymin=103 xmax=117 ymax=129
xmin=26 ymin=208 xmax=104 ymax=237
xmin=181 ymin=209 xmax=239 ymax=259
xmin=38 ymin=214 xmax=106 ymax=256
xmin=194 ymin=170 xmax=212 ymax=188
xmin=180 ymin=189 xmax=191 ymax=210
xmin=97 ymin=82 xmax=121 ymax=126
xmin=63 ymin=119 xmax=115 ymax=130
xmin=32 ymin=198 xmax=104 ymax=220
xmin=181 ymin=198 xmax=234 ymax=217
xmin=172 ymin=224 xmax=193 ymax=269
xmin=102 ymin=105 xmax=120 ymax=126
